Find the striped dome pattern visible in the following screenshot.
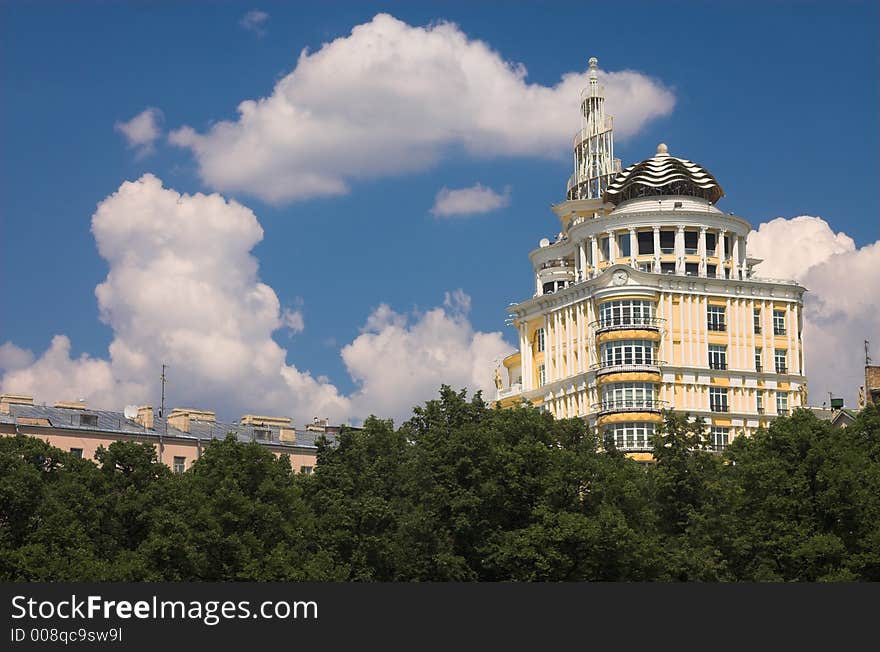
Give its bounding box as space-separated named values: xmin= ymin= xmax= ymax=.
xmin=603 ymin=144 xmax=724 ymax=205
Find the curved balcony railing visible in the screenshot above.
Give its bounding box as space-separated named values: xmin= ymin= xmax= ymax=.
xmin=590 ymin=360 xmax=664 ymax=376
xmin=539 ymin=259 xmax=574 ymax=270
xmin=572 ymin=118 xmax=614 ymax=148
xmin=592 ymin=399 xmax=668 ymax=416
xmin=591 ymin=317 xmax=664 ymax=335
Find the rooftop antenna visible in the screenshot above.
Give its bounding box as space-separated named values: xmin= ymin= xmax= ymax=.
xmin=866 ymin=340 xmax=872 ymax=365
xmin=159 ymin=363 xmax=167 ymax=418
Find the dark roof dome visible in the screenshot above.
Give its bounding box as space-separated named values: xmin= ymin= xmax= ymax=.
xmin=603 ymin=143 xmax=724 ymax=205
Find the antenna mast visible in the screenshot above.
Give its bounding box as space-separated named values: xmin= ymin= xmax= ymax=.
xmin=160 ymin=364 xmax=167 ymax=418
xmin=866 ymin=340 xmax=872 ymax=365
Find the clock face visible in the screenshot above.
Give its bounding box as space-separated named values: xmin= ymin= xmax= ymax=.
xmin=613 ymin=270 xmax=628 ymax=285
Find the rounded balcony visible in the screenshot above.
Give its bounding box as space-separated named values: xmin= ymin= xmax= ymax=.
xmin=591 ymin=398 xmax=668 ymax=417
xmin=592 ymin=316 xmax=665 ymax=337
xmin=590 ymin=360 xmax=664 ymax=380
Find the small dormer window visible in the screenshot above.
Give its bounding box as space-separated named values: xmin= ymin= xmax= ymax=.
xmin=253 ymin=428 xmax=271 ymax=441
xmin=79 ymin=413 xmax=98 ymax=427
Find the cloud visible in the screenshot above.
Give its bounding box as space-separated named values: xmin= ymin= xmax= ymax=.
xmin=114 ymin=108 xmax=163 ymax=158
xmin=341 ymin=290 xmax=513 ymax=421
xmin=430 ymin=183 xmax=510 ymax=218
xmin=170 ymin=13 xmax=675 ymax=203
xmin=748 ymin=216 xmax=880 ymax=407
xmin=0 ymin=342 xmax=35 ymax=372
xmin=240 ymin=9 xmax=269 ymax=37
xmin=0 ymin=176 xmax=510 ymax=424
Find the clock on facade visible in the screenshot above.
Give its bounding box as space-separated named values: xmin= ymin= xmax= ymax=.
xmin=612 ymin=270 xmax=628 ymax=285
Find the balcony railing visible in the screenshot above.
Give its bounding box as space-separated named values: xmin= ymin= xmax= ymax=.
xmin=774 ymin=327 xmax=786 ymax=336
xmin=754 ymin=326 xmax=762 ymax=334
xmin=757 ymin=407 xmax=765 ymax=414
xmin=755 ymin=363 xmax=763 ymax=372
xmin=591 ymin=360 xmax=663 ymax=376
xmin=592 ymin=399 xmax=667 ymax=416
xmin=592 ymin=317 xmax=664 ymax=334
xmin=710 ymin=403 xmax=730 ymax=413
xmin=709 ymin=362 xmax=728 ymax=370
xmin=496 ymin=383 xmax=522 ymax=399
xmin=776 ymin=365 xmax=788 ymax=374
xmin=707 ymin=321 xmax=726 ymax=332
xmin=777 ymin=408 xmax=790 ymax=416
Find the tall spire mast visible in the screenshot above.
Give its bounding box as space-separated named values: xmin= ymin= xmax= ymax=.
xmin=567 ymin=57 xmax=621 ymax=201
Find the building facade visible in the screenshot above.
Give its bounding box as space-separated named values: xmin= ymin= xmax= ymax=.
xmin=495 ymin=58 xmax=807 ymax=460
xmin=0 ymin=393 xmax=339 ymax=474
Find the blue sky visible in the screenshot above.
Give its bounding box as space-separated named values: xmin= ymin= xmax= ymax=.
xmin=1 ymin=2 xmax=877 ymax=420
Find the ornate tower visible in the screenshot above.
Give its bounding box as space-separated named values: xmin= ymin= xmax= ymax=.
xmin=567 ymin=57 xmax=622 ymax=201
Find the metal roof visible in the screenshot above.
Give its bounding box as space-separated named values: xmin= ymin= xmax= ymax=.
xmin=6 ymin=403 xmax=333 ymax=450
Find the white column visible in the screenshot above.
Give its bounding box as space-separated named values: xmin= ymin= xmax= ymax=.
xmin=607 ymin=229 xmax=617 ymax=262
xmin=731 ymin=236 xmax=741 ymax=280
xmin=629 ymin=227 xmax=637 ymax=268
xmin=717 ymin=230 xmax=727 ymax=278
xmin=653 ymin=226 xmax=661 ymax=273
xmin=590 ymin=236 xmax=599 ymax=278
xmin=699 ymin=226 xmax=708 ymax=277
xmin=675 ymin=225 xmax=685 ymax=275
xmin=520 ymin=323 xmax=530 ymax=390
xmin=578 ymin=243 xmax=587 ymax=282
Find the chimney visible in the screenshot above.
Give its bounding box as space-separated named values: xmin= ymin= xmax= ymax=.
xmin=0 ymin=394 xmax=33 ymax=414
xmin=136 ymin=405 xmax=154 ymax=430
xmin=167 ymin=408 xmax=215 ymax=434
xmin=54 ymin=401 xmax=87 ymax=410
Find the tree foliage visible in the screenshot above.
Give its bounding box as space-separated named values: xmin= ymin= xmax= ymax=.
xmin=1 ymin=392 xmax=878 ymax=581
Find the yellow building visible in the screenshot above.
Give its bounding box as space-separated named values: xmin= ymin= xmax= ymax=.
xmin=495 ymin=58 xmax=807 ymax=458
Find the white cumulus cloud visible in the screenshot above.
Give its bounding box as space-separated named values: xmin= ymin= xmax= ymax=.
xmin=0 ymin=176 xmax=511 ymax=424
xmin=170 ymin=13 xmax=675 ymax=203
xmin=114 ymin=108 xmax=163 ymax=157
xmin=748 ymin=216 xmax=880 ymax=408
xmin=240 ymin=9 xmax=269 ymax=37
xmin=341 ymin=290 xmax=513 ymax=420
xmin=430 ymin=183 xmax=510 ymax=217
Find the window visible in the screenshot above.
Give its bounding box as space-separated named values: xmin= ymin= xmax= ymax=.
xmin=254 ymin=428 xmax=271 ymax=441
xmin=684 ymin=230 xmax=699 ymax=254
xmin=755 ymin=348 xmax=763 ymax=372
xmin=710 ymin=426 xmax=729 ymax=451
xmin=723 ymin=234 xmax=732 ymax=260
xmin=79 ymin=413 xmax=98 ymax=427
xmin=708 ymin=345 xmax=727 ymax=370
xmin=776 ymin=392 xmax=789 ymax=416
xmin=619 ymin=232 xmax=631 ymax=258
xmin=536 ymin=328 xmax=545 ymax=353
xmin=600 ymin=382 xmax=657 ymax=411
xmin=659 ymin=230 xmax=675 ymax=254
xmin=685 ymin=262 xmax=699 ymax=276
xmin=538 ymin=364 xmax=546 ymax=387
xmin=598 ymin=299 xmax=654 ymax=328
xmin=773 ymin=309 xmax=786 ymax=336
xmin=705 ymin=232 xmax=717 ymax=253
xmin=774 ymin=349 xmax=787 ymax=374
xmin=706 ymin=264 xmax=717 ymax=277
xmin=600 ymin=340 xmax=656 ymax=368
xmin=756 ymin=391 xmax=765 ymax=414
xmin=173 ymin=456 xmax=186 ymax=474
xmin=69 ymin=448 xmax=83 ymax=459
xmin=603 ymin=422 xmax=655 ymax=451
xmin=753 ymin=308 xmax=762 ymax=334
xmin=637 ymin=231 xmax=654 ymax=255
xmin=638 ymin=262 xmax=653 ymax=272
xmin=600 ymin=236 xmax=610 ymax=261
xmin=707 ymin=305 xmax=726 ymax=331
xmin=660 ymin=262 xmax=676 ymax=274
xmin=710 ymin=386 xmax=729 ymax=412
xmin=300 ymin=466 xmax=314 ymax=475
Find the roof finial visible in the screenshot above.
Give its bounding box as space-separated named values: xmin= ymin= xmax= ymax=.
xmin=588 ymin=57 xmax=599 ymax=82
xmin=656 ymin=143 xmax=669 ymax=156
